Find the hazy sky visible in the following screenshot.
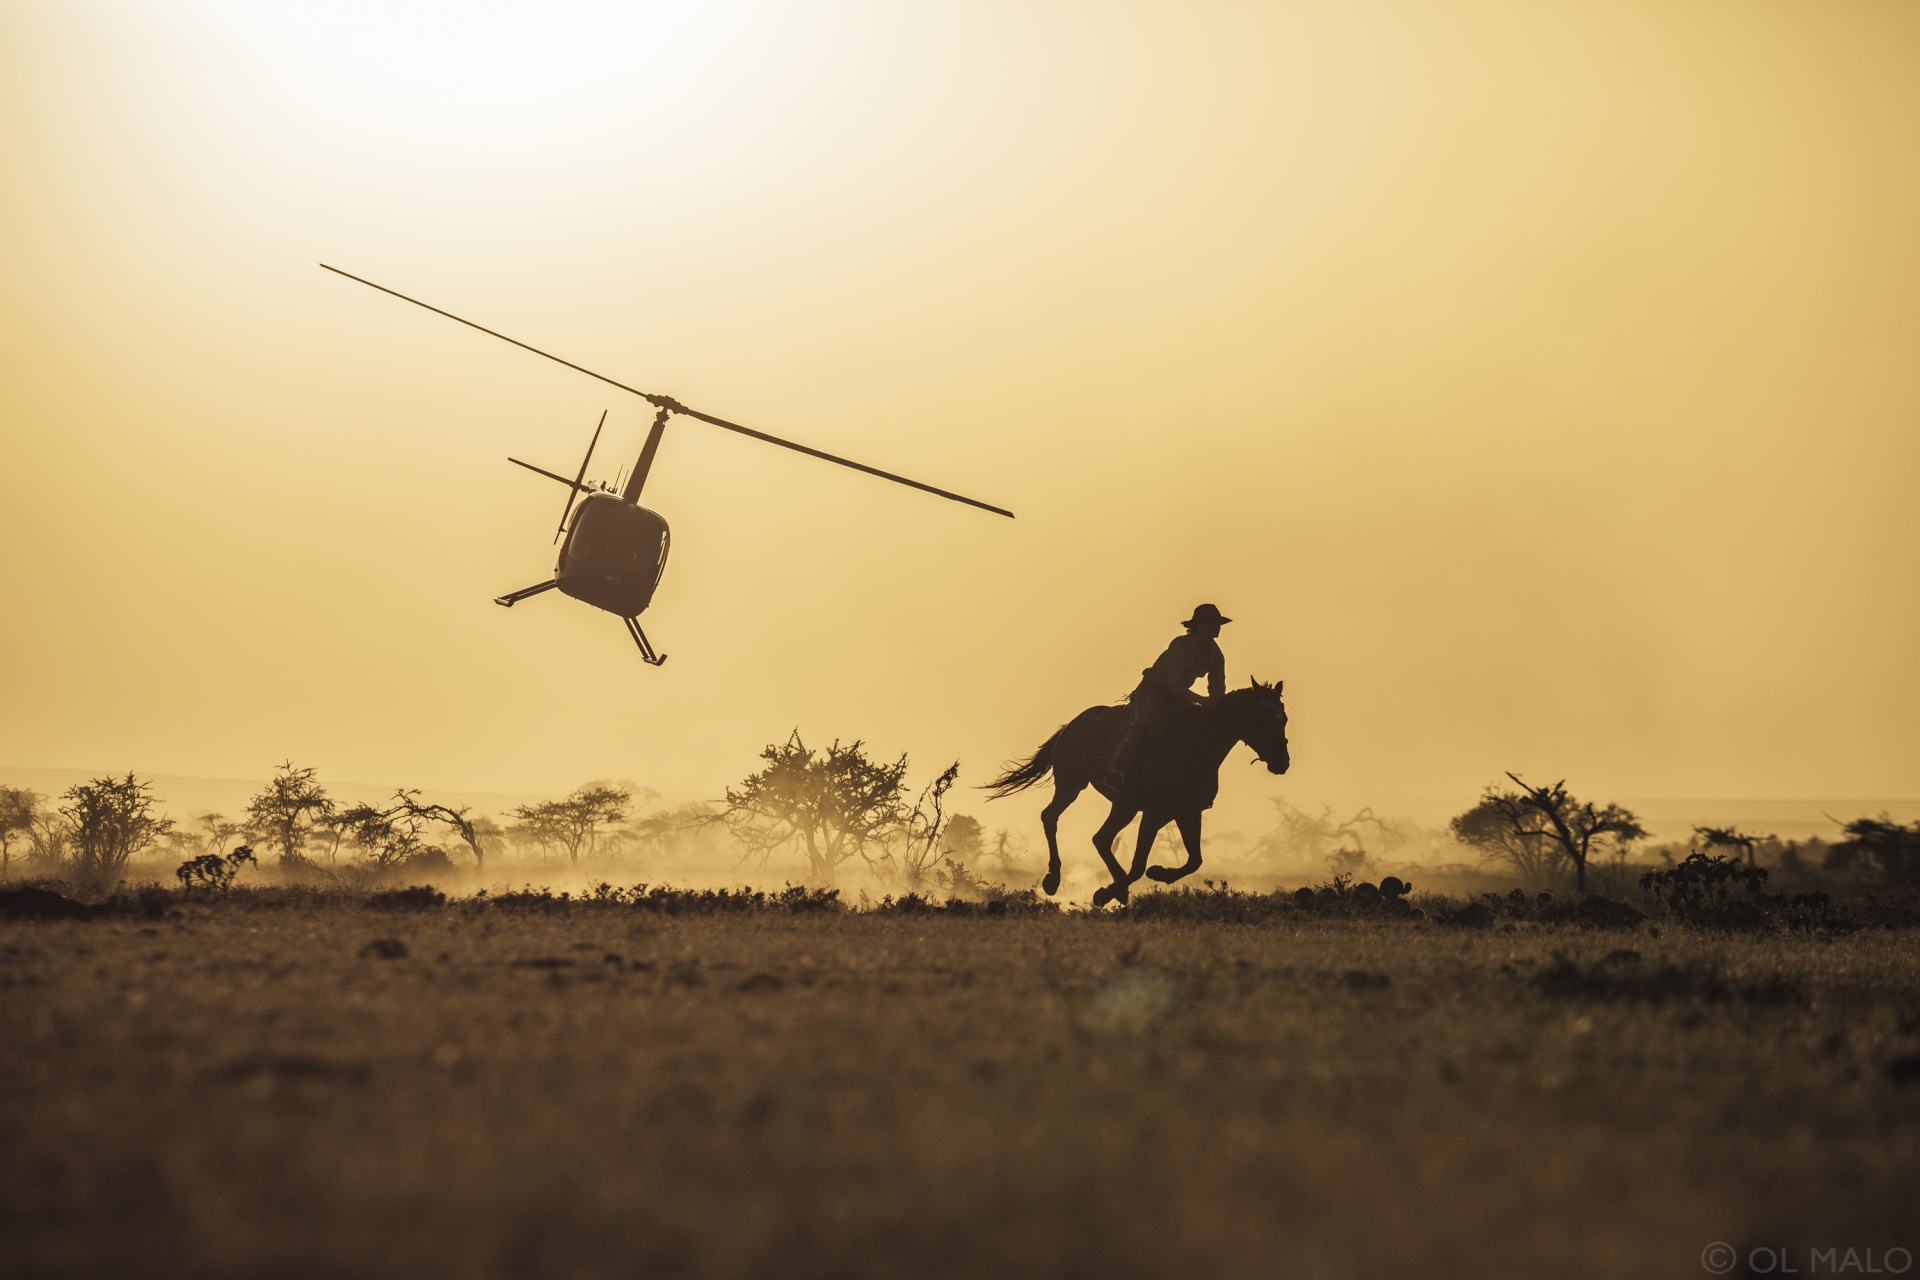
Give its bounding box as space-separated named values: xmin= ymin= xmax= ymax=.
xmin=3 ymin=0 xmax=1916 ymax=814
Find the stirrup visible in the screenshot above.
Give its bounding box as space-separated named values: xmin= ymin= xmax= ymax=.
xmin=1102 ymin=770 xmax=1127 ymax=791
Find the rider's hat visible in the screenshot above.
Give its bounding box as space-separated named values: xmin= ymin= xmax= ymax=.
xmin=1183 ymin=603 xmax=1232 ymax=628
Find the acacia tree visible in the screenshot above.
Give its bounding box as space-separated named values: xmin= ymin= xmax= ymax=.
xmin=61 ymin=774 xmax=173 ymax=891
xmin=26 ymin=810 xmax=72 ymax=871
xmin=244 ymin=762 xmax=335 ymax=868
xmin=1694 ymin=825 xmax=1771 ymax=870
xmin=1828 ymin=816 xmax=1920 ymax=886
xmin=1252 ymin=799 xmax=1402 ymax=870
xmin=1453 ymin=774 xmax=1647 ymax=894
xmin=625 ymin=802 xmax=710 ymax=861
xmin=0 ymin=786 xmax=37 ymax=876
xmin=337 ymin=799 xmax=432 ymax=871
xmin=719 ymin=732 xmax=913 ymax=885
xmin=1451 ymin=790 xmax=1559 ymax=887
xmin=197 ymin=812 xmax=246 ymax=858
xmin=507 ymin=805 xmax=566 ymax=860
xmin=387 ymin=790 xmax=493 ymax=872
xmin=939 ymin=814 xmax=986 ymax=867
xmin=509 ymin=784 xmax=633 ymax=865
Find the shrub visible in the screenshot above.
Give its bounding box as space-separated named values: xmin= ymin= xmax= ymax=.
xmin=176 ymin=846 xmax=258 ymax=894
xmin=1640 ymin=853 xmax=1777 ymax=929
xmin=63 ymin=774 xmax=172 ymax=893
xmin=368 ymin=885 xmax=446 ymax=911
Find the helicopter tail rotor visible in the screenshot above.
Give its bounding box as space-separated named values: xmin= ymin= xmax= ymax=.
xmin=554 ymin=409 xmax=608 ymax=543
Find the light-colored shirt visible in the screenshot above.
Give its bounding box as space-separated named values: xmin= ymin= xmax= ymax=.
xmin=1142 ymin=632 xmax=1226 ymax=702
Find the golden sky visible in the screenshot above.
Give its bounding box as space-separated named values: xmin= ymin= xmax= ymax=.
xmin=3 ymin=0 xmax=1917 ymax=814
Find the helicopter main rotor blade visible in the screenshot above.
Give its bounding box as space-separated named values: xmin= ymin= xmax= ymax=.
xmin=667 ymin=403 xmax=1014 ymax=518
xmin=320 ymin=264 xmax=1014 ymax=519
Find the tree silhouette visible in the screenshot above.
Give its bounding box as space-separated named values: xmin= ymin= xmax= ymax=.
xmin=719 ymin=732 xmax=913 ymax=885
xmin=0 ymin=786 xmax=37 ymax=876
xmin=1453 ymin=774 xmax=1646 ymax=894
xmin=190 ymin=812 xmax=246 ymax=859
xmin=1828 ymin=816 xmax=1920 ymax=886
xmin=939 ymin=814 xmax=986 ymax=866
xmin=1451 ymin=790 xmax=1559 ymax=887
xmin=1693 ymin=825 xmax=1771 ymax=870
xmin=894 ymin=763 xmax=961 ymax=890
xmin=387 ymin=791 xmax=493 ymax=872
xmin=1253 ymin=800 xmax=1401 ymax=868
xmin=244 ymin=762 xmax=335 ymax=868
xmin=25 ymin=808 xmax=72 ymax=871
xmin=509 ymin=784 xmax=633 ymax=865
xmin=336 ymin=799 xmax=433 ymax=871
xmin=60 ymin=774 xmax=172 ymax=892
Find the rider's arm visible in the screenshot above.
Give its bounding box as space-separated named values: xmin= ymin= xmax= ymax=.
xmin=1146 ymin=639 xmax=1206 ymax=703
xmin=1205 ymin=644 xmax=1226 ymax=700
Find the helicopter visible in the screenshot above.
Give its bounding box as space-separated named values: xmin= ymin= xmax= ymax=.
xmin=321 ymin=265 xmax=1013 ymax=665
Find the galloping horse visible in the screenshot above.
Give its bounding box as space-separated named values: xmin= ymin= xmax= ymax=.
xmin=985 ymin=680 xmax=1289 ymax=906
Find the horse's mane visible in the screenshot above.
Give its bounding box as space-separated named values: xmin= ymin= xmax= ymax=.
xmin=1226 ymin=678 xmax=1282 ymax=700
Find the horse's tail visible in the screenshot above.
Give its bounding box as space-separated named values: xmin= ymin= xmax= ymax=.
xmin=982 ymin=728 xmax=1064 ymax=799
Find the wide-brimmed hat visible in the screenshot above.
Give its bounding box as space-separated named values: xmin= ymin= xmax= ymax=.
xmin=1183 ymin=603 xmax=1232 ymax=628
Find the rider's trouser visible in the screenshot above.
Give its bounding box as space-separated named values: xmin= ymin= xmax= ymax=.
xmin=1111 ymin=681 xmax=1175 ymax=782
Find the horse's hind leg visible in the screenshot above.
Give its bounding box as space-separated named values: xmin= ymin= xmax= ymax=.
xmin=1039 ymin=782 xmax=1082 ymax=897
xmin=1146 ymin=811 xmax=1205 ymax=885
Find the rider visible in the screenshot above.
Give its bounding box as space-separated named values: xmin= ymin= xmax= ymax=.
xmin=1103 ymin=604 xmax=1230 ymax=793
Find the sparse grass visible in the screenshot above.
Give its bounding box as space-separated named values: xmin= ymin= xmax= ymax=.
xmin=2 ymin=885 xmax=1917 ymax=1278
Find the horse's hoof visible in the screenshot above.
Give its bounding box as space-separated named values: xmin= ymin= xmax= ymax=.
xmin=1091 ymin=886 xmax=1113 ymax=908
xmin=1041 ymin=871 xmax=1060 ymax=897
xmin=1145 ymin=867 xmax=1177 ymax=884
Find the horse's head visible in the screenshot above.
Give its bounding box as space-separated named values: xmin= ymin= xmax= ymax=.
xmin=1226 ymin=678 xmax=1289 ymax=774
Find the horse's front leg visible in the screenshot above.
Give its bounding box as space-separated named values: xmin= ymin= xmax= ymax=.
xmin=1145 ymin=811 xmax=1205 ymax=884
xmin=1038 ymin=781 xmax=1082 ymax=897
xmin=1088 ymin=803 xmax=1139 ymax=907
xmin=1126 ymin=812 xmax=1170 ymax=886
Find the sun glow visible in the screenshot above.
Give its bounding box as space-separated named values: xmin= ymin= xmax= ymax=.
xmin=198 ymin=2 xmax=772 ymax=159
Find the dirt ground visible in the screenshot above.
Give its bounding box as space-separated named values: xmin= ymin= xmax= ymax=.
xmin=3 ymin=891 xmax=1917 ymax=1279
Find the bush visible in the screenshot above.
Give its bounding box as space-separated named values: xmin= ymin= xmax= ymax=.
xmin=478 ymin=883 xmax=846 ymax=916
xmin=176 ymin=846 xmax=257 ymax=894
xmin=368 ymin=885 xmax=446 ymax=911
xmin=1431 ymin=887 xmax=1641 ymax=929
xmin=1640 ymin=854 xmax=1778 ymax=929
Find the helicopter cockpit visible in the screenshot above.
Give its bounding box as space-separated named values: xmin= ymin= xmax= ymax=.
xmin=556 ymin=493 xmax=670 ymax=619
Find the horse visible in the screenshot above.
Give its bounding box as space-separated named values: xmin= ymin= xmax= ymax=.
xmin=984 ymin=680 xmax=1289 ymax=906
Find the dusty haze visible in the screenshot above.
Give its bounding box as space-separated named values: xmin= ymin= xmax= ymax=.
xmin=3 ymin=0 xmax=1916 ymax=815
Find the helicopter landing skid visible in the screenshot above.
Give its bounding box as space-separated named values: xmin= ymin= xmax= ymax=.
xmin=623 ymin=617 xmax=667 ymax=666
xmin=494 ymin=580 xmax=558 ymax=608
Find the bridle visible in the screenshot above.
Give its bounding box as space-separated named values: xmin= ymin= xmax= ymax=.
xmin=1230 ymin=693 xmax=1289 ymax=768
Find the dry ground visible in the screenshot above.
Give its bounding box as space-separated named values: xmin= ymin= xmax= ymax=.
xmin=3 ymin=891 xmax=1917 ymax=1279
